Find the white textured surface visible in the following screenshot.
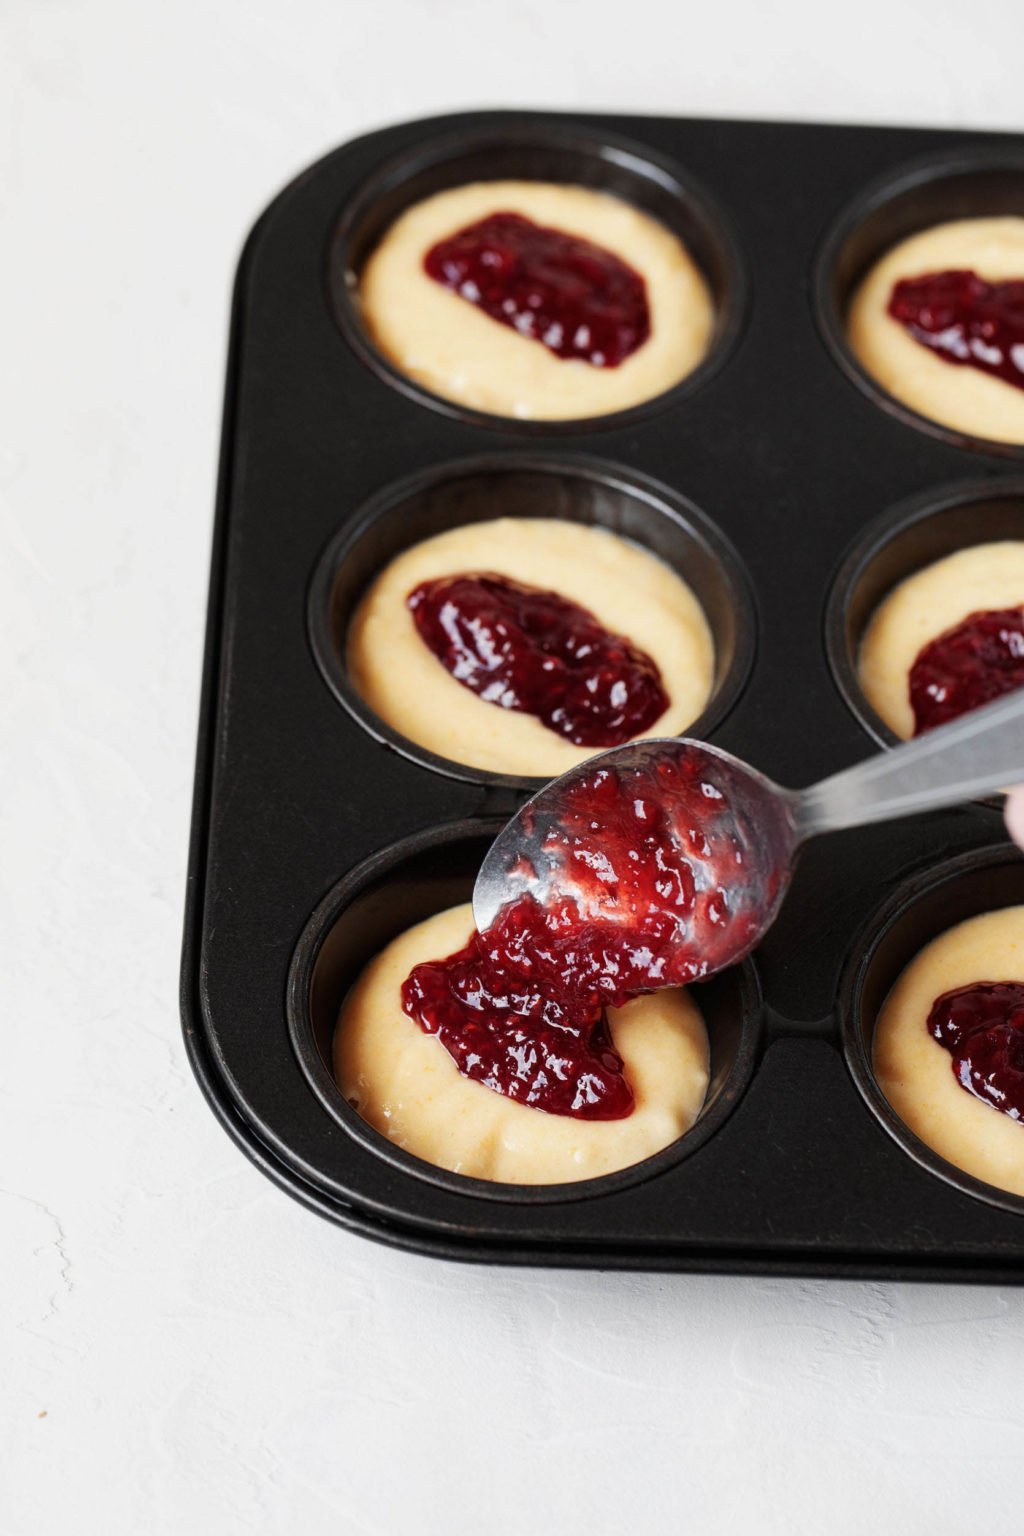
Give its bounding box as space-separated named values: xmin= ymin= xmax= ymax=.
xmin=3 ymin=3 xmax=1024 ymax=1530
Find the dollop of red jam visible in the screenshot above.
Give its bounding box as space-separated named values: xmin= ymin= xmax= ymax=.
xmin=407 ymin=572 xmax=669 ymax=748
xmin=423 ymin=211 xmax=650 ymax=367
xmin=928 ymin=981 xmax=1024 ymax=1119
xmin=401 ymin=757 xmax=769 ymax=1119
xmin=401 ymin=911 xmax=635 ymax=1119
xmin=908 ymin=607 xmax=1024 ymax=734
xmin=887 ymin=269 xmax=1024 ymax=392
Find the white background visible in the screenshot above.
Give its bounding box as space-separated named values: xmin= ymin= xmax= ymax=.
xmin=3 ymin=2 xmax=1024 ymax=1531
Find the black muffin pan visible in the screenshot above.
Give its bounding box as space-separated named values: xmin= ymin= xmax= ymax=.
xmin=182 ymin=110 xmax=1024 ymax=1279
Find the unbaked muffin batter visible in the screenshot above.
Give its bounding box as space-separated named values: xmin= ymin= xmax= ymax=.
xmin=334 ymin=903 xmax=710 ymax=1185
xmin=874 ymin=906 xmax=1024 ymax=1197
xmin=348 ymin=517 xmax=715 ymax=777
xmin=858 ymin=541 xmax=1024 ymax=739
xmin=848 ymin=217 xmax=1024 ymax=445
xmin=359 ymin=181 xmax=713 ymax=420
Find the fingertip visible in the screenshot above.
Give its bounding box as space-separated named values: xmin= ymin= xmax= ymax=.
xmin=1004 ymin=786 xmax=1024 ymax=849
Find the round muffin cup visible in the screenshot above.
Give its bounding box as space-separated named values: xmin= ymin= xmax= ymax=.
xmin=308 ymin=453 xmax=757 ymax=791
xmin=815 ymin=147 xmax=1024 ymax=457
xmin=328 ymin=122 xmax=747 ymax=432
xmin=825 ymin=476 xmax=1024 ymax=752
xmin=287 ymin=820 xmax=765 ymax=1206
xmin=839 ymin=844 xmax=1024 ymax=1216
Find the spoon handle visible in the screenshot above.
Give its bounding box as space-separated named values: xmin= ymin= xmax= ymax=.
xmin=793 ymin=689 xmax=1024 ymax=838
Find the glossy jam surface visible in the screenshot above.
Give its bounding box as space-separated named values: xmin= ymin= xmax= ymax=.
xmin=888 ymin=269 xmax=1024 ymax=393
xmin=909 ymin=607 xmax=1024 ymax=734
xmin=423 ymin=211 xmax=650 ymax=367
xmin=928 ymin=981 xmax=1024 ymax=1120
xmin=407 ymin=572 xmax=669 ymax=748
xmin=401 ymin=912 xmax=634 ymax=1120
xmin=402 ymin=758 xmax=769 ymax=1119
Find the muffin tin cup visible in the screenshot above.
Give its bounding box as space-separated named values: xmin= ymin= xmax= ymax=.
xmin=286 ymin=819 xmax=765 ymax=1206
xmin=825 ymin=475 xmax=1024 ymax=754
xmin=308 ymin=452 xmax=757 ymax=791
xmin=329 ymin=121 xmax=748 ymax=434
xmin=815 ymin=146 xmax=1024 ymax=459
xmin=183 ymin=109 xmax=1024 ymax=1278
xmin=840 ymin=843 xmax=1024 ymax=1218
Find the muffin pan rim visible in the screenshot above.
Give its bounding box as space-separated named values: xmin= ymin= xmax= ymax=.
xmin=285 ymin=816 xmax=767 ymax=1207
xmin=839 ymin=842 xmax=1024 ymax=1218
xmin=306 ymin=449 xmax=759 ymax=792
xmin=824 ymin=473 xmax=1024 ymax=754
xmin=327 ymin=118 xmax=750 ymax=434
xmin=814 ymin=144 xmax=1024 ymax=460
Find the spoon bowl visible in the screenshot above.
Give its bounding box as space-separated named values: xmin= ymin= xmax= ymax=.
xmin=473 ymin=689 xmax=1024 ymax=983
xmin=474 ymin=738 xmax=801 ymax=983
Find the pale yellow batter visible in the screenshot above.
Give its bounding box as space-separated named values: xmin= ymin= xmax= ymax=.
xmin=334 ymin=903 xmax=710 ymax=1185
xmin=348 ymin=517 xmax=715 ymax=778
xmin=874 ymin=906 xmax=1024 ymax=1197
xmin=848 ymin=217 xmax=1024 ymax=445
xmin=359 ymin=181 xmax=714 ymax=420
xmin=858 ymin=541 xmax=1024 ymax=739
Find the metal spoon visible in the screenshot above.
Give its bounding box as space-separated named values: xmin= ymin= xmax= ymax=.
xmin=473 ymin=688 xmax=1024 ymax=981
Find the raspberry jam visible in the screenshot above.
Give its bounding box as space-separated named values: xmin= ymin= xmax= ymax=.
xmin=887 ymin=269 xmax=1024 ymax=392
xmin=401 ymin=757 xmax=769 ymax=1119
xmin=406 ymin=572 xmax=669 ymax=748
xmin=423 ymin=211 xmax=650 ymax=367
xmin=401 ymin=912 xmax=635 ymax=1120
xmin=908 ymin=607 xmax=1024 ymax=734
xmin=928 ymin=981 xmax=1024 ymax=1120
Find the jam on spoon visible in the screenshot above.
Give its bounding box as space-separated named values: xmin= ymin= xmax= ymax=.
xmin=887 ymin=269 xmax=1024 ymax=393
xmin=908 ymin=606 xmax=1024 ymax=735
xmin=928 ymin=981 xmax=1024 ymax=1119
xmin=423 ymin=211 xmax=650 ymax=367
xmin=464 ymin=692 xmax=1024 ymax=1115
xmin=404 ymin=677 xmax=1024 ymax=1121
xmin=402 ymin=756 xmax=766 ymax=1120
xmin=407 ymin=571 xmax=669 ymax=748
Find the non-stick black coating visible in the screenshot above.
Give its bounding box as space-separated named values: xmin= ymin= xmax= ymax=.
xmin=307 ymin=454 xmax=756 ymax=789
xmin=182 ymin=109 xmax=1024 ymax=1276
xmin=287 ymin=821 xmax=763 ymax=1207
